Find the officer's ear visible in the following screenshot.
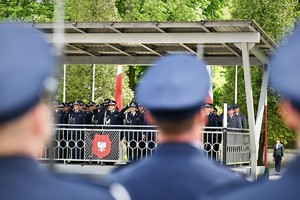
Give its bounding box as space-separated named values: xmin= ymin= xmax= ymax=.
xmin=30 ymin=102 xmax=51 ymax=145
xmin=279 ymin=100 xmax=300 ymax=132
xmin=198 ymin=108 xmax=207 ymax=125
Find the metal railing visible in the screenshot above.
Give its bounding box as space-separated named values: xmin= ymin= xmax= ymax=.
xmin=38 ymin=125 xmax=250 ymax=165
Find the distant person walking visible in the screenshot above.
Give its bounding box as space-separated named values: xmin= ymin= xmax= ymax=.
xmin=273 ymin=139 xmax=284 ymax=175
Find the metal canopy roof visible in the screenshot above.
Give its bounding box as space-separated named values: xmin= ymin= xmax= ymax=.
xmin=33 ymin=20 xmax=276 ymax=66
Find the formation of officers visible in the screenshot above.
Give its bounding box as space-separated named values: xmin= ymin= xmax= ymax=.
xmin=53 ymin=99 xmax=247 ymax=129
xmin=204 ymin=103 xmax=247 ymax=129
xmin=53 ymin=99 xmax=146 ymax=126
xmin=53 ymin=99 xmax=149 ymax=161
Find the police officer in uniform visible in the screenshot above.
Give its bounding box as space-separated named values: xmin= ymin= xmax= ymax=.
xmin=204 ymin=103 xmax=219 ymax=160
xmin=233 ymin=104 xmax=247 ymax=129
xmin=54 ymin=102 xmax=65 ymax=158
xmin=205 ymin=103 xmax=219 ymax=127
xmin=62 ymin=103 xmax=71 ymax=125
xmin=205 ymin=24 xmax=300 ymax=200
xmin=103 ymin=100 xmax=127 ymax=126
xmin=227 ymin=105 xmax=242 ymax=129
xmin=123 ymin=102 xmax=144 ymax=161
xmin=68 ymin=100 xmax=86 ymax=159
xmin=273 ymin=139 xmax=284 ymax=175
xmin=0 ymin=22 xmax=113 ymax=200
xmin=86 ymin=101 xmax=97 ymax=124
xmin=69 ymin=100 xmax=86 ymax=125
xmin=137 ymin=103 xmax=156 ymax=158
xmin=124 ymin=102 xmax=143 ymax=127
xmin=53 ymin=100 xmax=63 ymax=124
xmin=103 ymin=98 xmax=111 ymax=110
xmin=108 ymin=54 xmax=246 ymax=200
xmin=92 ymin=104 xmax=105 ymax=125
xmin=59 ymin=103 xmax=70 ymax=159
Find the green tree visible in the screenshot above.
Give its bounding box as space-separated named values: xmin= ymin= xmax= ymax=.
xmin=223 ymin=0 xmax=299 ymax=165
xmin=115 ymin=0 xmax=229 ymax=89
xmin=203 ymin=0 xmax=230 ymax=20
xmin=231 ymin=0 xmax=297 ymax=42
xmin=66 ymin=0 xmax=120 ymax=22
xmin=56 ymin=0 xmax=134 ymax=105
xmin=56 ymin=65 xmax=134 ymax=105
xmin=116 ymin=0 xmax=211 ymax=21
xmin=0 ymin=0 xmax=55 ymax=22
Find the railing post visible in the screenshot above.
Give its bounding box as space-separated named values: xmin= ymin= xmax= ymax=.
xmin=222 ymin=102 xmax=228 ymax=165
xmin=222 ymin=128 xmax=227 ymax=165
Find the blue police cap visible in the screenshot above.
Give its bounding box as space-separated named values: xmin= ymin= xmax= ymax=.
xmin=88 ymin=101 xmax=96 ymax=106
xmin=109 ymin=100 xmax=116 ymax=106
xmin=79 ymin=101 xmax=84 ymax=106
xmin=0 ymin=22 xmax=55 ymax=124
xmin=270 ymin=25 xmax=300 ymax=112
xmin=73 ymin=100 xmax=80 ymax=105
xmin=58 ymin=103 xmax=65 ymax=108
xmin=228 ymin=105 xmax=234 ymax=111
xmin=136 ymin=54 xmax=210 ymax=121
xmin=96 ymin=104 xmax=103 ymax=109
xmin=204 ymin=103 xmax=213 ymax=108
xmin=129 ymin=102 xmax=137 ymax=107
xmin=233 ymin=104 xmax=240 ymax=109
xmin=103 ymin=99 xmax=111 ymax=105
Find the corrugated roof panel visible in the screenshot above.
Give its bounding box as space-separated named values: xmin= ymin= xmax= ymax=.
xmin=32 ymin=20 xmax=275 ymax=65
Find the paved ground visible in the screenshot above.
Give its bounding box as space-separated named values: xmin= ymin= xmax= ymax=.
xmin=42 ymin=162 xmax=284 ymax=182
xmin=41 ymin=163 xmax=118 ymax=181
xmin=40 ymin=150 xmax=296 ymax=182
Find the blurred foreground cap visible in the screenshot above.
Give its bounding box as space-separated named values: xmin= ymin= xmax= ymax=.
xmin=136 ymin=54 xmax=210 ymax=121
xmin=270 ymin=26 xmax=300 ymax=112
xmin=0 ymin=22 xmax=55 ymax=124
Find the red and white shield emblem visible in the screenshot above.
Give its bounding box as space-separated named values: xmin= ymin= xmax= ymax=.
xmin=92 ymin=134 xmax=112 ymax=159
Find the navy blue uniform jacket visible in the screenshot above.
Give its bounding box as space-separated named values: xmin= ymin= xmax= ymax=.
xmin=108 ymin=143 xmax=246 ymax=200
xmin=207 ymin=155 xmax=300 ymax=200
xmin=0 ymin=156 xmax=113 ymax=200
xmin=124 ymin=112 xmax=143 ymax=126
xmin=69 ymin=110 xmax=86 ymax=124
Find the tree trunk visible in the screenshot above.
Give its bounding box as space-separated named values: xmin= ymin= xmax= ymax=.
xmin=128 ymin=66 xmax=135 ymax=91
xmin=257 ymin=126 xmax=265 ymax=166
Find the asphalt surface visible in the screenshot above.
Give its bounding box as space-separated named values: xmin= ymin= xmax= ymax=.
xmin=42 ymin=162 xmax=283 ymax=182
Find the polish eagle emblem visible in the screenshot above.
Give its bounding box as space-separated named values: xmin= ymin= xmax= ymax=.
xmin=92 ymin=134 xmax=112 ymax=159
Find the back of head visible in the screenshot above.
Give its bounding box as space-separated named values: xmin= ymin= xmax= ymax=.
xmin=0 ymin=22 xmax=55 ymax=156
xmin=270 ymin=26 xmax=300 ymax=113
xmin=0 ymin=22 xmax=55 ymax=124
xmin=0 ymin=21 xmax=116 ymax=200
xmin=270 ymin=25 xmax=300 ymax=137
xmin=136 ymin=54 xmax=210 ymax=134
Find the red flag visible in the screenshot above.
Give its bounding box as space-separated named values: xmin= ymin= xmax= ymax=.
xmin=115 ymin=65 xmax=123 ymax=110
xmin=206 ymin=65 xmax=213 ymax=104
